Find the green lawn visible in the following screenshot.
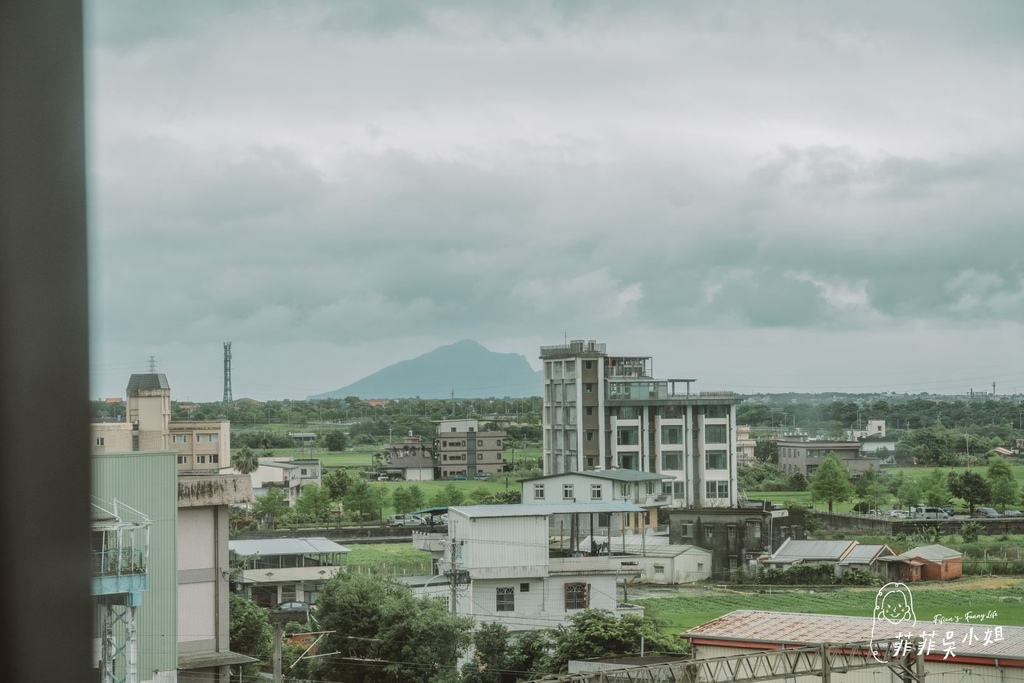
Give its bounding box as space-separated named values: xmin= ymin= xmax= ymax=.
xmin=638 ymin=581 xmax=1024 ymax=633
xmin=343 ymin=543 xmax=433 ymax=576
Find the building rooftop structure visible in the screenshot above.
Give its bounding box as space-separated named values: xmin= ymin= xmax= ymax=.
xmin=523 ymin=470 xmax=671 ymax=484
xmin=766 ymin=538 xmax=856 ymax=564
xmin=126 ymin=373 xmax=170 ymax=392
xmin=901 ymin=544 xmax=962 ymax=562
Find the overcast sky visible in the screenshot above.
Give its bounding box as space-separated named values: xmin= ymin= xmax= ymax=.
xmin=86 ymin=1 xmax=1024 ymax=402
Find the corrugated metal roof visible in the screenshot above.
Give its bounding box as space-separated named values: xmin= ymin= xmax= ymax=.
xmin=229 ymin=537 xmax=350 ymax=556
xmin=902 ymin=544 xmax=962 ymax=562
xmin=450 ymin=502 xmax=645 ymax=519
xmin=769 ymin=539 xmax=856 ymax=563
xmin=840 ymin=544 xmax=892 ymax=565
xmin=686 ymin=610 xmax=1024 ymax=660
xmin=126 ymin=373 xmax=170 ymax=392
xmin=522 ymin=470 xmax=671 ymax=483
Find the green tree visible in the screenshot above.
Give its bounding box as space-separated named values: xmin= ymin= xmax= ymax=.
xmin=252 ymin=488 xmax=290 ymax=530
xmin=311 ymin=572 xmax=473 ymax=683
xmin=809 ymin=453 xmax=854 ymax=513
xmin=863 ymin=482 xmax=890 ymax=512
xmin=232 ymin=445 xmax=260 ymax=475
xmin=897 ymin=478 xmax=923 ymax=509
xmin=345 ymin=480 xmax=391 ymax=522
xmin=229 ymin=593 xmax=271 ymax=678
xmin=920 ymin=468 xmax=951 ymax=507
xmin=546 ymin=609 xmax=682 ymax=674
xmin=948 ymin=470 xmax=991 ymax=514
xmin=429 ymin=483 xmax=467 ymax=508
xmin=325 ymin=430 xmax=348 ymax=452
xmin=754 ymin=439 xmax=779 ymax=465
xmin=323 ymin=468 xmax=353 ymax=499
xmin=460 ymin=622 xmax=511 ymax=683
xmin=393 ymin=485 xmax=426 ymax=514
xmin=506 ymin=630 xmax=553 ymax=681
xmin=468 ymin=486 xmax=491 ymax=504
xmin=293 ymin=484 xmax=334 ymax=525
xmin=986 ymin=456 xmax=1019 ymax=508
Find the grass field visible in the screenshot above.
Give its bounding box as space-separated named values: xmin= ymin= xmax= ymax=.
xmin=637 ymin=578 xmax=1024 ymax=633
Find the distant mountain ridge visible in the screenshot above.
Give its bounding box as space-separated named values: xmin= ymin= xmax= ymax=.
xmin=309 ymin=339 xmax=542 ymax=400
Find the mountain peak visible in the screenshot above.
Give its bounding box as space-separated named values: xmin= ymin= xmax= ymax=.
xmin=310 ymin=341 xmax=541 ymax=400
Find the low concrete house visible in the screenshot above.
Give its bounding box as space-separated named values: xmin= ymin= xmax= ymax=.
xmin=578 ymin=534 xmax=712 ymax=584
xmin=762 ymin=539 xmax=857 ymax=570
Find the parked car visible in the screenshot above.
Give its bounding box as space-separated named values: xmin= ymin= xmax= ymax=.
xmin=910 ymin=506 xmax=949 ymax=519
xmin=889 ymin=509 xmax=909 ymax=519
xmin=1001 ymin=509 xmax=1022 ymax=517
xmin=452 ymin=474 xmax=467 ymax=481
xmin=386 ymin=514 xmax=426 ymax=527
xmin=473 ymin=472 xmax=492 ymax=480
xmin=973 ymin=507 xmax=1002 ymax=518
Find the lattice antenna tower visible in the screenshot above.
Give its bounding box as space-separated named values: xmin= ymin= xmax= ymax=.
xmin=223 ymin=342 xmax=233 ymax=403
xmin=148 ymin=355 xmax=157 ymax=372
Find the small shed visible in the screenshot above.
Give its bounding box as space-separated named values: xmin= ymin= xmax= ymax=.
xmin=901 ymin=544 xmax=962 ymax=581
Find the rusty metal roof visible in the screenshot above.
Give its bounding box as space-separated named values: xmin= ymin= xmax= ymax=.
xmin=685 ymin=610 xmax=1024 ymax=660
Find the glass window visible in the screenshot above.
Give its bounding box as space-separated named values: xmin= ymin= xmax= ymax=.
xmin=590 ymin=484 xmax=602 ymax=500
xmin=654 ymin=565 xmax=665 ymax=575
xmin=705 ymin=481 xmax=730 ymax=499
xmin=619 ymin=483 xmax=630 ymax=498
xmin=704 ymin=525 xmax=714 ymax=542
xmin=663 ymin=451 xmax=682 ymax=470
xmin=585 ymin=383 xmax=594 ymax=393
xmin=585 ymin=407 xmax=593 ymax=416
xmin=705 ymin=425 xmax=727 ymax=443
xmin=660 ymin=426 xmax=682 ymax=444
xmin=565 ymin=582 xmax=589 ymax=610
xmin=645 ymin=481 xmax=655 ymax=495
xmin=534 ymin=484 xmax=545 ymax=500
xmin=705 ymin=405 xmax=729 ymax=419
xmin=496 ymin=587 xmax=514 ymax=612
xmin=562 ymin=484 xmax=574 ymax=500
xmin=617 ymin=427 xmax=639 ymax=446
xmin=705 ymin=450 xmax=727 ymax=470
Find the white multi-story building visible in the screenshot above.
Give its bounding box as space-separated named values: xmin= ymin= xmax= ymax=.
xmin=412 ymin=502 xmax=645 ymax=631
xmin=540 ymin=340 xmax=741 ymax=508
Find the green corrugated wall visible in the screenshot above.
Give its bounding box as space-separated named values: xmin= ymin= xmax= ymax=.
xmin=93 ymin=450 xmax=179 ymax=681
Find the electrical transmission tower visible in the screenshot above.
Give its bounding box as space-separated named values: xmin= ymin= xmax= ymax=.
xmin=222 ymin=341 xmax=233 ymax=403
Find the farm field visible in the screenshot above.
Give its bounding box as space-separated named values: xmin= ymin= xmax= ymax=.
xmin=636 ymin=577 xmax=1024 ymax=634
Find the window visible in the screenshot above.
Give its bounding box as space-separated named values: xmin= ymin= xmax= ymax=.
xmin=496 ymin=439 xmax=502 ymax=447
xmin=705 ymin=405 xmax=729 ymax=419
xmin=662 ymin=451 xmax=682 ymax=470
xmin=585 ymin=383 xmax=594 ymax=393
xmin=619 ymin=483 xmax=630 ymax=498
xmin=562 ymin=484 xmax=574 ymax=500
xmin=564 ymin=582 xmax=589 ymax=610
xmin=534 ymin=484 xmax=545 ymax=500
xmin=520 ymin=583 xmax=530 ymax=592
xmin=704 ymin=525 xmax=714 ymax=542
xmin=705 ymin=450 xmax=727 ymax=470
xmin=585 ymin=360 xmax=593 ymax=370
xmin=177 ymin=456 xmax=186 ymax=464
xmin=748 ymin=521 xmax=762 ymax=538
xmin=210 ymin=454 xmax=218 ymax=464
xmin=209 ymin=434 xmax=218 ymax=442
xmin=196 ymin=455 xmax=206 ymax=464
xmin=654 ymin=564 xmax=665 ymax=575
xmin=660 ymin=426 xmax=682 ymax=444
xmin=171 ymin=434 xmax=187 ymax=443
xmin=586 ymin=431 xmax=594 ymax=442
xmin=95 ymin=437 xmax=104 ymax=446
xmin=496 ymin=587 xmax=514 ymax=612
xmin=704 ymin=425 xmax=727 ymax=443
xmin=706 ymin=481 xmax=730 ymax=499
xmin=728 ymin=556 xmax=738 ymax=570
xmin=590 ymin=484 xmax=602 ymax=500
xmin=616 ymin=427 xmax=638 ymax=445
xmin=727 ymin=525 xmax=736 ymax=541
xmin=585 ymin=407 xmax=593 ymax=416
xmin=645 ymin=481 xmax=655 ymax=495
xmin=478 ymin=440 xmax=483 ymax=446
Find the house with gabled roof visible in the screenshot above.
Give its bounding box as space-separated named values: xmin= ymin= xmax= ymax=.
xmin=900 ymin=544 xmax=962 ymax=581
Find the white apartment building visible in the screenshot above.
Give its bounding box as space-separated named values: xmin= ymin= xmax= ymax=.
xmin=540 ymin=340 xmax=741 ymax=508
xmin=412 ymin=502 xmax=645 ymax=631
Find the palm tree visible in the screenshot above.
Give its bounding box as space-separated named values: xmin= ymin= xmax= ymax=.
xmin=259 ymin=434 xmax=271 ymax=456
xmin=232 ymin=445 xmax=260 ymax=475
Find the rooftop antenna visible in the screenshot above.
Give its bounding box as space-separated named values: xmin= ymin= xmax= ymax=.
xmin=148 ymin=356 xmax=157 ymax=373
xmin=223 ymin=341 xmax=233 ymax=403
